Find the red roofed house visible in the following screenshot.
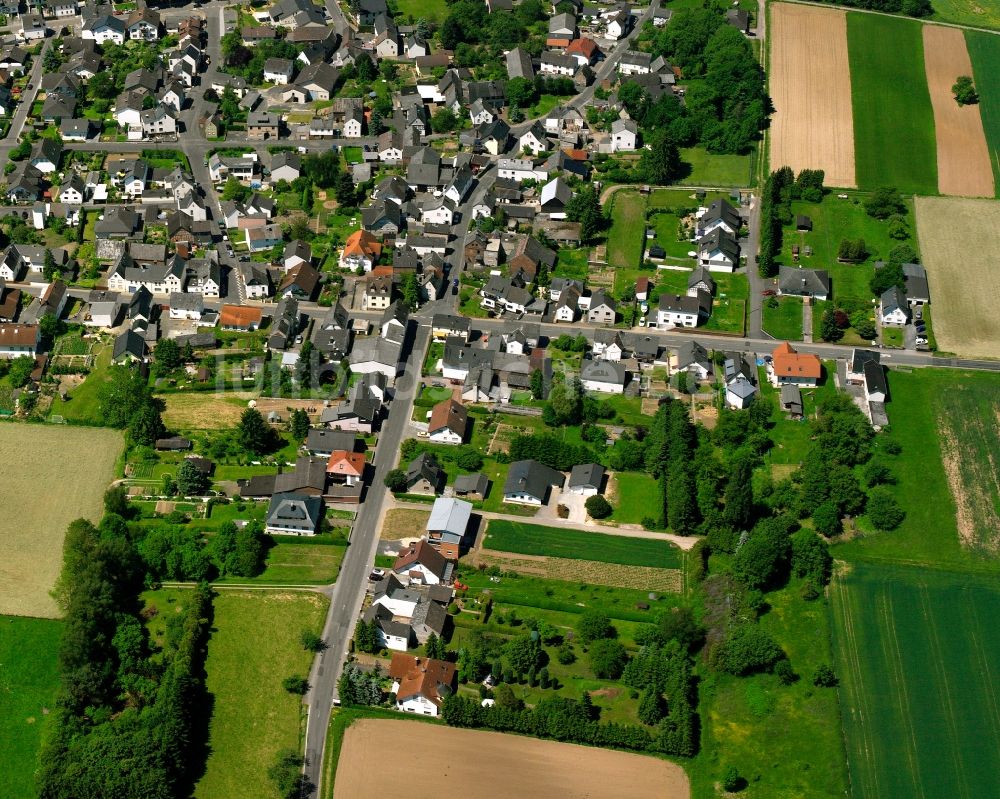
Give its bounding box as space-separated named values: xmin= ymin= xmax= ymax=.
xmin=392 ymin=539 xmax=452 ymax=585
xmin=771 ymin=342 xmax=822 ymax=387
xmin=220 ymin=304 xmax=263 ymax=331
xmin=427 ymin=398 xmax=468 ymax=445
xmin=564 ymin=37 xmax=598 ymax=66
xmin=389 ymin=653 xmax=457 ymax=717
xmin=339 ymin=230 xmax=383 ymax=272
xmin=635 ymin=276 xmax=652 ymax=302
xmin=326 ymin=449 xmax=366 ymax=485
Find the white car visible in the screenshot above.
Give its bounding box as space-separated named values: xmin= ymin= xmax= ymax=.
xmin=915 ymin=337 xmax=928 ymax=345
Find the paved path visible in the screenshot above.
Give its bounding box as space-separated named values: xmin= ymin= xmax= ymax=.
xmin=393 ymin=501 xmax=702 ymax=551
xmin=802 ymin=299 xmax=813 ymax=343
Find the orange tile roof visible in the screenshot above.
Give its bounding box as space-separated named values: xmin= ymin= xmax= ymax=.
xmin=562 ymin=148 xmax=589 ymax=161
xmin=565 ymin=37 xmax=597 ymax=58
xmin=326 ymin=449 xmax=366 ymax=477
xmin=389 ymin=654 xmax=457 ymax=708
xmin=772 ymin=341 xmax=821 ymax=379
xmin=343 ymin=229 xmax=382 ymax=259
xmin=219 ymin=304 xmax=263 ymax=328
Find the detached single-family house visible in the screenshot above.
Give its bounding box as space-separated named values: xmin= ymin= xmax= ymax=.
xmin=266 ymin=492 xmax=324 ymax=536
xmin=503 ymin=460 xmax=564 ymax=506
xmin=697 ymin=228 xmax=739 ymax=272
xmin=427 ymin=399 xmax=468 ymax=445
xmin=610 ymin=118 xmax=638 ymax=152
xmin=879 ymin=286 xmax=909 ymax=326
xmin=426 ymin=497 xmax=472 ymax=555
xmin=0 ymin=323 xmax=39 ymax=358
xmin=389 ymin=653 xmax=457 ymax=717
xmin=341 ymin=230 xmax=382 ymax=272
xmin=580 ymin=358 xmax=627 ymax=394
xmin=771 ymin=341 xmax=822 ymax=387
xmin=393 ymin=539 xmax=451 ymax=586
xmin=657 ymin=291 xmax=711 ymax=329
xmin=405 ymin=452 xmax=446 ymax=496
xmin=697 ymin=198 xmax=741 ymax=237
xmin=567 ymin=463 xmax=605 ymax=496
xmin=778 ymin=266 xmax=830 ymax=301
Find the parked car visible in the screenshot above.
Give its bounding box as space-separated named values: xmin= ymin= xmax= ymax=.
xmin=368 ymin=568 xmax=385 ymax=581
xmin=915 ymin=337 xmax=928 ymax=345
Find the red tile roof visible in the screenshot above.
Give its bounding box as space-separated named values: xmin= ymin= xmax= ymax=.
xmin=326 ymin=449 xmax=366 ymax=477
xmin=389 ymin=654 xmax=457 ymax=708
xmin=772 ymin=341 xmax=821 ymax=379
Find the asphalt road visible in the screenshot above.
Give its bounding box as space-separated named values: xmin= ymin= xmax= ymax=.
xmin=301 ymin=323 xmax=430 ymax=793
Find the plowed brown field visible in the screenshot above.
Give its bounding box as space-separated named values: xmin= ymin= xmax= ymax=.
xmin=770 ymin=3 xmax=856 ymax=188
xmin=922 ymin=26 xmax=994 ymax=197
xmin=334 ymin=719 xmax=690 ymax=799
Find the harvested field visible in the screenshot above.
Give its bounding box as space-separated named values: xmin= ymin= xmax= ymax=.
xmin=478 ymin=550 xmax=682 ymax=592
xmin=914 ymin=196 xmax=1000 ymax=357
xmin=0 ymin=425 xmax=121 ymax=618
xmin=161 ymin=392 xmax=251 ymax=429
xmin=922 ymin=26 xmax=994 ymax=197
xmin=381 ymin=508 xmax=430 ymax=539
xmin=334 ymin=719 xmax=690 ymax=799
xmin=769 ymin=3 xmax=856 ymax=187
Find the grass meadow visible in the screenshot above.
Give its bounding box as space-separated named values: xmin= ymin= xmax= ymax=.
xmin=688 ymin=578 xmax=849 ymax=798
xmin=0 ymin=616 xmax=62 ymax=799
xmin=191 ymin=590 xmax=328 ymax=799
xmin=483 ymin=520 xmax=683 ymax=569
xmin=933 ymin=0 xmax=1000 ymax=30
xmin=847 ymin=14 xmax=938 ymax=194
xmin=964 ymin=30 xmax=1000 ymax=195
xmin=762 ymin=296 xmax=804 ymax=341
xmin=0 ymin=424 xmax=121 ymax=618
xmin=834 ymin=369 xmax=1000 ymax=571
xmin=607 ymin=191 xmax=646 ymax=273
xmin=831 ymin=562 xmax=1000 ymax=798
xmin=609 ymin=471 xmax=660 ymax=525
xmin=677 ymin=146 xmax=754 ymax=187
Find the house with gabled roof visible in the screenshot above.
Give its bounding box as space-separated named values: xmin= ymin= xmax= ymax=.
xmin=503 ymin=460 xmax=564 ymax=506
xmin=771 ymin=341 xmax=821 ymax=387
xmin=405 ymin=452 xmax=446 ymax=496
xmin=427 ymin=399 xmax=468 ymax=445
xmin=697 ymin=228 xmax=739 ymax=272
xmin=389 ymin=652 xmax=457 ymax=715
xmin=393 ymin=539 xmax=451 ymax=586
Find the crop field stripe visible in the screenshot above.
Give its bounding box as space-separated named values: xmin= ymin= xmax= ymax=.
xmin=846 ymin=13 xmax=938 ymax=194
xmin=965 ymin=30 xmax=1000 ymax=196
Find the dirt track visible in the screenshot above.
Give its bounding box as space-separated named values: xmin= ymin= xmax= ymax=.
xmin=915 ymin=196 xmax=1000 ymax=357
xmin=769 ymin=3 xmax=856 ymax=188
xmin=922 ymin=26 xmax=995 ymax=197
xmin=335 ymin=719 xmax=690 ymax=799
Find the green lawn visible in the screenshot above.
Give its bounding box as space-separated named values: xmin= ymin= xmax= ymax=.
xmin=777 ymin=193 xmax=918 ymax=305
xmin=391 ymin=0 xmax=449 ymax=22
xmin=965 ymin=30 xmax=1000 ymax=195
xmin=553 ymin=247 xmax=591 ymax=280
xmin=689 ymin=579 xmax=848 ymax=798
xmin=609 ymin=471 xmax=660 ymax=525
xmin=483 ymin=520 xmax=682 ymax=569
xmin=48 ymin=342 xmax=112 ymax=423
xmin=762 ymin=296 xmax=803 ymax=341
xmin=192 ymin=590 xmax=328 ymax=799
xmin=341 ymin=146 xmax=363 ymax=164
xmin=248 ymin=539 xmax=345 ymax=584
xmin=0 ymin=616 xmax=62 ymax=799
xmin=528 ymin=94 xmax=564 ymax=119
xmin=831 ymin=562 xmax=1000 ymax=798
xmin=847 ymin=13 xmax=937 ymax=194
xmin=881 ymin=326 xmax=903 ymax=347
xmin=677 ymin=146 xmax=754 ymax=188
xmin=607 ymin=191 xmax=646 ymax=273
xmin=834 ymin=369 xmax=1000 ymax=571
xmin=648 ymin=207 xmax=696 ymax=260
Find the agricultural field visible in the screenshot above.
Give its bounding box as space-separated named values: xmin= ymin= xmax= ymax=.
xmin=834 ymin=369 xmax=1000 ymax=571
xmin=192 ymin=590 xmax=328 ymax=799
xmin=689 ymin=578 xmax=848 ymax=798
xmin=762 ymin=296 xmax=804 ymax=341
xmin=847 ymin=13 xmax=938 ymax=194
xmin=334 ymin=720 xmax=690 ymax=799
xmin=921 ymin=26 xmax=994 ymax=197
xmin=964 ymin=30 xmax=1000 ymax=194
xmin=831 ymin=562 xmax=1000 ymax=798
xmin=932 ymin=0 xmax=1000 ymax=30
xmin=483 ymin=520 xmax=683 ymax=569
xmin=914 ymin=196 xmax=1000 ymax=357
xmin=769 ymin=3 xmax=856 ymax=188
xmin=0 ymin=616 xmax=62 ymax=799
xmin=0 ymin=424 xmax=121 ymax=618
xmin=778 ymin=193 xmax=918 ymax=305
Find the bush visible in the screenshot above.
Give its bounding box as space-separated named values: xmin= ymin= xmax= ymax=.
xmin=813 ymin=664 xmax=838 ymax=687
xmin=716 ymin=625 xmax=784 ymax=675
xmin=282 ymin=675 xmax=309 ymax=694
xmin=577 ymin=609 xmax=615 ymax=644
xmin=300 ymin=630 xmax=323 ymax=652
xmin=722 ymin=765 xmax=742 ymax=792
xmin=866 ymin=488 xmax=905 ymax=531
xmin=585 ymin=495 xmax=613 ymax=519
xmin=557 ymin=644 xmax=576 ymax=665
xmin=953 ymin=75 xmax=978 ymax=105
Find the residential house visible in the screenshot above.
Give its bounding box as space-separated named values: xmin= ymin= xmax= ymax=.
xmin=427 ymin=399 xmax=468 ymax=445
xmin=778 ymin=266 xmax=830 ymax=301
xmin=393 ymin=540 xmax=451 ymax=586
xmin=426 ymin=497 xmax=472 ymax=554
xmin=504 ymin=460 xmax=564 ymax=506
xmin=362 ymin=274 xmax=393 ymax=311
xmin=0 ymin=323 xmax=39 ymax=358
xmin=724 ymin=352 xmax=757 ymax=409
xmin=656 ymin=291 xmax=711 ymax=329
xmin=220 ymin=304 xmax=263 ymax=331
xmin=610 ymin=118 xmax=638 ymax=152
xmin=672 ymin=340 xmax=712 ymax=381
xmin=111 ymin=329 xmax=146 ymax=363
xmin=271 ymin=151 xmax=301 ymax=182
xmin=697 ymin=198 xmax=741 ymax=237
xmin=341 ymin=230 xmax=383 ymax=272
xmin=247 ymin=109 xmax=280 ymax=140
xmin=771 ymin=341 xmax=822 ymax=386
xmin=879 ymin=286 xmax=909 ymax=326
xmin=265 ymin=492 xmax=324 ymax=535
xmin=405 ymin=452 xmax=446 ymax=496
xmin=263 ymin=57 xmax=295 ymax=84
xmin=587 ymin=290 xmax=616 ymax=325
xmin=847 ymin=349 xmax=881 ymax=384
xmin=697 ymin=228 xmax=739 ymax=272
xmin=567 ymin=463 xmax=605 ymax=496
xmin=389 ymin=653 xmax=457 ymax=716
xmin=864 ymin=360 xmax=888 ymax=403
xmin=325 ymin=449 xmax=366 ymax=486
xmin=580 ymin=358 xmax=627 ymax=394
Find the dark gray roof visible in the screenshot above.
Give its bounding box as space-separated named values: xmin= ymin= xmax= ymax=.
xmin=863 ymin=360 xmax=888 ymax=396
xmin=778 ymin=265 xmax=830 ymax=298
xmin=675 ymin=340 xmax=711 ymax=371
xmin=698 ymin=228 xmax=740 ymax=261
xmin=503 ymin=459 xmax=564 ymax=500
xmin=703 ymin=198 xmax=741 ymax=229
xmin=687 ymin=266 xmax=715 ymax=293
xmin=305 ymin=428 xmax=357 ymax=455
xmin=266 ymin=492 xmax=323 ymax=531
xmin=881 ymin=285 xmax=907 ymax=314
xmin=569 ymin=463 xmax=605 ymax=490
xmin=407 ymin=452 xmax=445 ymax=489
xmin=580 ymin=358 xmax=626 ymax=386
xmin=454 ymin=472 xmax=489 ymax=496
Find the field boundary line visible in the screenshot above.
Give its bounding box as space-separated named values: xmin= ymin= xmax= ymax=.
xmin=831 ymin=568 xmax=876 ymax=797
xmin=879 ymin=588 xmax=925 ymax=799
xmin=774 ymin=0 xmax=1000 ymax=36
xmin=918 ymin=583 xmax=972 ymax=799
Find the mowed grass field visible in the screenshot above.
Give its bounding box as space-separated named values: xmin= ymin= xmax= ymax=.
xmin=607 ymin=190 xmax=645 ymax=271
xmin=965 ymin=30 xmax=1000 ymax=194
xmin=914 ymin=196 xmax=1000 ymax=357
xmin=831 ymin=562 xmax=1000 ymax=798
xmin=835 ymin=369 xmax=1000 ymax=572
xmin=933 ymin=0 xmax=1000 ymax=30
xmin=0 ymin=424 xmax=121 ymax=617
xmin=847 ymin=14 xmax=938 ymax=194
xmin=484 ymin=520 xmax=682 ymax=569
xmin=194 ymin=590 xmax=328 ymax=799
xmin=0 ymin=616 xmax=62 ymax=799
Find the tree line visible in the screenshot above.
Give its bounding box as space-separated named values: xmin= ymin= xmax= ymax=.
xmin=758 ymin=167 xmax=825 ymax=278
xmin=38 ymin=509 xmax=213 ymax=799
